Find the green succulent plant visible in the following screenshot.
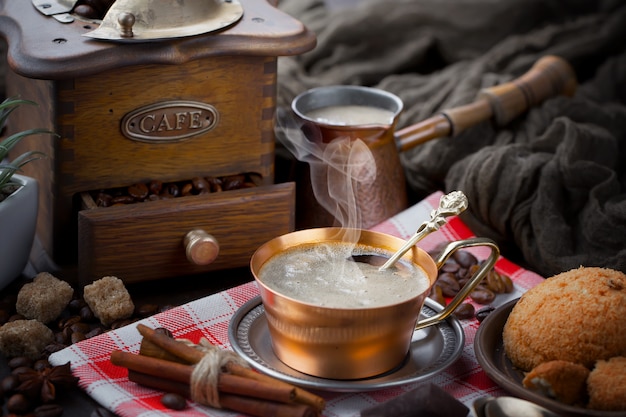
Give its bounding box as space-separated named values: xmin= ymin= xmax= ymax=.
xmin=0 ymin=97 xmax=55 ymax=200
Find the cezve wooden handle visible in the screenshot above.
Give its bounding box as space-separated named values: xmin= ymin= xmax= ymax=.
xmin=395 ymin=55 xmax=578 ymax=152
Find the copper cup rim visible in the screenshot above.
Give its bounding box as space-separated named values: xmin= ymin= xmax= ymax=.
xmin=250 ymin=227 xmax=438 ymax=311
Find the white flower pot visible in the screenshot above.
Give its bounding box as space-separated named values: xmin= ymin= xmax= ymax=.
xmin=0 ymin=174 xmax=38 ymax=290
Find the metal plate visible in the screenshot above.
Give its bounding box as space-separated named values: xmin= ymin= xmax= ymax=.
xmin=474 ymin=299 xmax=624 ymax=417
xmin=228 ymin=296 xmax=464 ymax=392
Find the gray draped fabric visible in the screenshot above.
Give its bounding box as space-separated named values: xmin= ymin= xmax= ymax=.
xmin=276 ymin=0 xmax=626 ymax=277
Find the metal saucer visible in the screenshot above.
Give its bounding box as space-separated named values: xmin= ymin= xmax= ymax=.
xmin=228 ymin=296 xmax=464 ymax=392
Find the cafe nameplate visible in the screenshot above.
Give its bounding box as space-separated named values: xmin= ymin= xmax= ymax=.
xmin=121 ymin=101 xmax=220 ymax=143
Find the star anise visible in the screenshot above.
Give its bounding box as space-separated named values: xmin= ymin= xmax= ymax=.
xmin=15 ymin=362 xmax=79 ymax=403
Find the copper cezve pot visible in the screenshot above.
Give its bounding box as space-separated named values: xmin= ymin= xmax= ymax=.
xmin=289 ymin=56 xmax=577 ymax=229
xmin=250 ymin=227 xmax=499 ymax=380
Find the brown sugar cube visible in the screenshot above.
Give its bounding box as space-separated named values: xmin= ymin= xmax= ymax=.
xmin=0 ymin=319 xmax=54 ymax=359
xmin=16 ymin=272 xmax=74 ymax=324
xmin=83 ymin=276 xmax=135 ymax=326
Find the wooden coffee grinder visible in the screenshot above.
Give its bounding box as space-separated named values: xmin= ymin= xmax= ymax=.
xmin=0 ymin=0 xmax=316 ymax=285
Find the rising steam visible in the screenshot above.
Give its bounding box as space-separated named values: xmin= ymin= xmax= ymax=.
xmin=275 ymin=109 xmax=377 ymax=244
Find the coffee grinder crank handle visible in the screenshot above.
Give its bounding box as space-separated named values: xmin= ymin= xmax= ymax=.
xmin=395 ymin=55 xmax=578 ymax=152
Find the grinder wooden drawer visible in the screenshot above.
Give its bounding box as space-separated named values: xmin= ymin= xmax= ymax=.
xmin=78 ymin=182 xmax=295 ymax=285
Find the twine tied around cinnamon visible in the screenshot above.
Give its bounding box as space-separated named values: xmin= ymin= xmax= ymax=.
xmin=185 ymin=338 xmax=251 ymax=408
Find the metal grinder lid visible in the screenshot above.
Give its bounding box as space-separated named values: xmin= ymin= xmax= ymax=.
xmin=82 ymin=0 xmax=244 ymax=42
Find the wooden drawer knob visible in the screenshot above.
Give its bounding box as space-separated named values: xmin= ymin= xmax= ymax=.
xmin=184 ymin=229 xmax=220 ymax=265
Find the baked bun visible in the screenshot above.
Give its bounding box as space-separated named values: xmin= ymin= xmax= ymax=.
xmin=503 ymin=267 xmax=626 ymax=371
xmin=587 ymin=356 xmax=626 ymax=411
xmin=522 ymin=360 xmax=589 ymax=406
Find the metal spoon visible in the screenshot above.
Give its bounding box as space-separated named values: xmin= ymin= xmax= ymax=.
xmin=473 ymin=396 xmax=495 ymax=417
xmin=378 ymin=190 xmax=468 ymax=271
xmin=474 ymin=396 xmax=561 ymax=417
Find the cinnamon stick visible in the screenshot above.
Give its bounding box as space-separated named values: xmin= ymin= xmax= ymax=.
xmin=139 ymin=338 xmax=187 ymax=364
xmin=111 ymin=350 xmax=190 ymax=383
xmin=128 ymin=369 xmax=190 ymax=397
xmin=224 ymin=361 xmax=326 ymax=412
xmin=135 ymin=323 xmax=326 ymax=412
xmin=111 ymin=350 xmax=296 ymax=404
xmin=128 ymin=370 xmax=316 ymax=417
xmin=136 ymin=323 xmax=204 ymax=364
xmin=220 ymin=393 xmax=316 ymax=417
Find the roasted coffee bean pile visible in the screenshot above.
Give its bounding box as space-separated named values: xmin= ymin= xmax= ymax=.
xmin=427 ymin=245 xmax=514 ymax=321
xmin=91 ymin=173 xmax=262 ymax=208
xmin=0 ymin=290 xmax=174 ymax=416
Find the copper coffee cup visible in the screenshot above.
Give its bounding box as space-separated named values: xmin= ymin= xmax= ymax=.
xmin=250 ymin=228 xmax=499 ymax=380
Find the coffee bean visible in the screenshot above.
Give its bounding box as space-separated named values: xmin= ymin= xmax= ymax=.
xmin=54 ymin=332 xmax=70 ymax=345
xmin=485 ymin=270 xmax=507 ymax=294
xmin=59 ymin=316 xmax=81 ymax=330
xmin=165 ymin=183 xmax=180 ymax=197
xmin=429 ymin=285 xmax=446 ymax=307
xmin=436 ymin=272 xmax=460 ymax=297
xmin=1 ymin=375 xmax=21 ymax=393
xmin=111 ymin=195 xmax=135 ymax=205
xmin=95 ymin=192 xmax=112 ymax=207
xmin=67 ymin=298 xmax=86 ymax=313
xmin=70 ymin=322 xmax=91 ymax=334
xmin=80 ymin=305 xmax=96 ymax=322
xmin=128 ymin=183 xmax=149 ymax=200
xmin=62 ymin=327 xmax=73 ymax=341
xmin=34 ymin=403 xmax=64 ymax=417
xmin=85 ymin=327 xmax=104 ymax=339
xmin=11 ymin=366 xmax=33 ymax=376
xmin=71 ymin=332 xmax=86 ymax=344
xmin=476 ymin=306 xmax=496 ymax=323
xmin=470 ymin=287 xmax=496 ymax=304
xmin=148 ymin=180 xmax=163 ymax=195
xmin=7 ymin=393 xmax=31 ymax=414
xmin=110 ymin=318 xmax=137 ymax=330
xmin=440 ymin=261 xmax=460 ymax=273
xmin=161 ymin=392 xmax=187 ymax=410
xmin=192 ymin=177 xmax=210 ymax=192
xmin=180 ymin=182 xmax=194 ymax=196
xmin=453 ymin=302 xmax=475 ymax=320
xmin=452 ymin=250 xmax=477 ymax=268
xmin=222 ymin=174 xmax=246 ymax=191
xmin=500 ymin=274 xmax=514 ymax=293
xmin=33 ymin=359 xmax=51 ymax=371
xmin=42 ymin=343 xmax=67 ymax=356
xmin=7 ymin=356 xmax=32 ymax=370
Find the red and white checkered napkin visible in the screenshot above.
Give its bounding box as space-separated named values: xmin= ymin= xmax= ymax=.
xmin=49 ymin=191 xmax=545 ymax=417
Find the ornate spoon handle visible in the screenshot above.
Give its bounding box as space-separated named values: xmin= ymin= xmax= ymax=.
xmin=379 ymin=191 xmax=468 ymax=271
